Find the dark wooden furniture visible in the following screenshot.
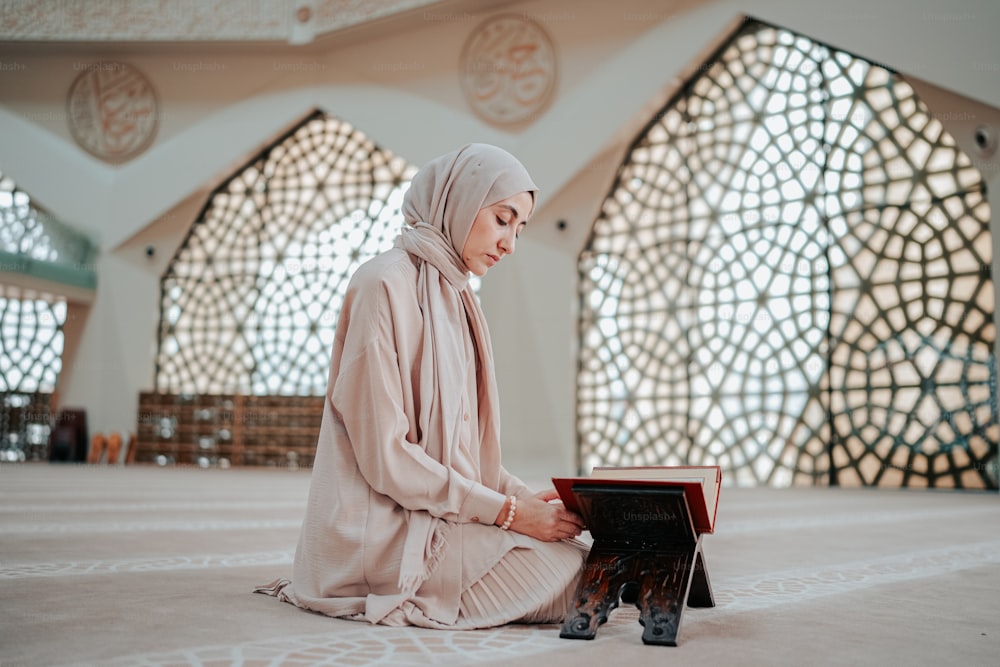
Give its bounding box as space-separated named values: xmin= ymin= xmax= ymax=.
xmin=135 ymin=393 xmax=323 ymax=467
xmin=48 ymin=408 xmax=88 ymax=463
xmin=0 ymin=391 xmax=54 ymax=461
xmin=559 ymin=484 xmax=715 ymax=646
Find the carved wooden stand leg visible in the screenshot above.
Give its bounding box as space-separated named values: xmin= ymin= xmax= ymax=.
xmin=633 ymin=548 xmax=693 ymax=646
xmin=561 ymin=540 xmax=714 ymax=645
xmin=559 ymin=550 xmax=633 ymax=640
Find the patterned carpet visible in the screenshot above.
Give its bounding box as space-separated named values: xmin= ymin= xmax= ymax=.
xmin=2 ymin=464 xmax=998 ymax=666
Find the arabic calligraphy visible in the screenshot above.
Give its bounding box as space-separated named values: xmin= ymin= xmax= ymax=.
xmin=460 ymin=15 xmax=557 ymax=126
xmin=67 ymin=62 xmax=158 ymax=163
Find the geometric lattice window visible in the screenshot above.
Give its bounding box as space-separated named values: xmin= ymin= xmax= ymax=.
xmin=0 ymin=170 xmax=71 ymax=394
xmin=1 ymin=171 xmax=73 ymax=461
xmin=578 ymin=19 xmax=997 ymax=489
xmin=0 ymin=169 xmax=96 ymax=277
xmin=0 ymin=288 xmax=66 ymax=393
xmin=155 ymin=111 xmax=419 ymax=396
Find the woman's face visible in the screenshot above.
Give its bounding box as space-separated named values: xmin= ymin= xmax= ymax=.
xmin=461 ymin=191 xmax=534 ymax=276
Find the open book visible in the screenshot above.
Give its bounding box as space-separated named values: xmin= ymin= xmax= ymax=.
xmin=553 ymin=465 xmax=722 ymax=534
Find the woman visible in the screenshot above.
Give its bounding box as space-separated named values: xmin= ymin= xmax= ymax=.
xmin=256 ymin=144 xmax=587 ymax=628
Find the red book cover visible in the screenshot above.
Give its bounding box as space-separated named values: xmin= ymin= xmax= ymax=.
xmin=553 ymin=465 xmax=721 ymax=535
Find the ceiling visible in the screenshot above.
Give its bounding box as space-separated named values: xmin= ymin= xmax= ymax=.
xmin=0 ymin=0 xmax=457 ymax=45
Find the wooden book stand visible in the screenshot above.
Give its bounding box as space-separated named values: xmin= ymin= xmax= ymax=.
xmin=559 ymin=484 xmax=714 ymax=646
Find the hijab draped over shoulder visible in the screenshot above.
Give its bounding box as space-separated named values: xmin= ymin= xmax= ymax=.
xmin=391 ymin=144 xmax=538 ymax=598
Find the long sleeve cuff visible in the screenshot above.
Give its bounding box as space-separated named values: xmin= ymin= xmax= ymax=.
xmin=459 ymin=483 xmax=507 ymax=525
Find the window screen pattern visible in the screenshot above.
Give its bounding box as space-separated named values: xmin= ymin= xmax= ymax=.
xmin=0 ymin=172 xmax=70 ymax=395
xmin=578 ymin=20 xmax=997 ymax=488
xmin=0 ymin=289 xmax=66 ymax=393
xmin=1 ymin=170 xmax=94 ymax=268
xmin=155 ymin=111 xmax=418 ymax=395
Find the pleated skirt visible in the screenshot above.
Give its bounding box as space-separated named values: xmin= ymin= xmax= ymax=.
xmin=380 ymin=538 xmax=588 ymax=629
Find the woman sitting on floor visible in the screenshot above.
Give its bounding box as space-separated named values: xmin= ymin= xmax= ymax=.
xmin=256 ymin=143 xmax=587 ymax=628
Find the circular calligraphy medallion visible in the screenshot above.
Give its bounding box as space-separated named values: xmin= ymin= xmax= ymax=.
xmin=460 ymin=14 xmax=558 ymax=127
xmin=66 ymin=62 xmax=159 ymax=163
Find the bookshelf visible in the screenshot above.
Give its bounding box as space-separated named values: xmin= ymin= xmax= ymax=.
xmin=135 ymin=392 xmax=323 ymax=467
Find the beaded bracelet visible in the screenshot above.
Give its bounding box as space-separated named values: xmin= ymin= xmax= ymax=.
xmin=500 ymin=495 xmax=517 ymax=530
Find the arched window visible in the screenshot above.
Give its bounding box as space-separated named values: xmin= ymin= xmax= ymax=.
xmin=0 ymin=170 xmax=83 ymax=460
xmin=0 ymin=169 xmax=74 ymax=395
xmin=578 ymin=19 xmax=996 ymax=489
xmin=155 ymin=111 xmax=418 ymax=396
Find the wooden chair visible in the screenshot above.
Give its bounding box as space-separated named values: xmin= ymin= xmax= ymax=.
xmin=87 ymin=433 xmax=106 ymax=464
xmin=125 ymin=432 xmax=138 ymax=464
xmin=106 ymin=432 xmax=123 ymax=465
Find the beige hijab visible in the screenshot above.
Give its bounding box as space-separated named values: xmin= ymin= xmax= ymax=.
xmin=392 ymin=144 xmax=537 ymax=598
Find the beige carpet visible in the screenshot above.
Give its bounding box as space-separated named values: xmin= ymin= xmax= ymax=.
xmin=1 ymin=464 xmax=998 ymax=666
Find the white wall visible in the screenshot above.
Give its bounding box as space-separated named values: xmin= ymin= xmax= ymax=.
xmin=0 ymin=0 xmax=997 ymax=479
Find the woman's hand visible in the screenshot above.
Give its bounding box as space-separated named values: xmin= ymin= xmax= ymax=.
xmin=494 ymin=489 xmax=585 ymax=542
